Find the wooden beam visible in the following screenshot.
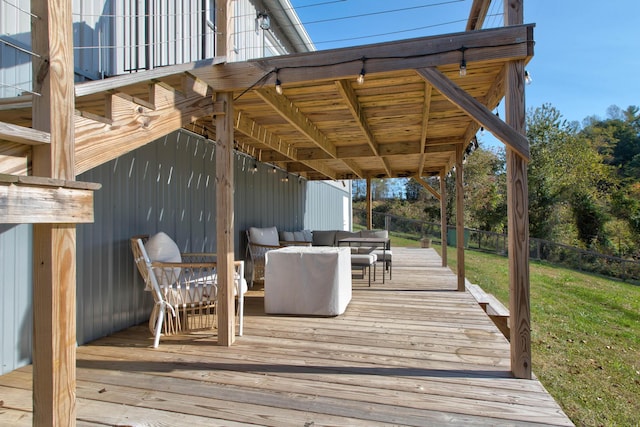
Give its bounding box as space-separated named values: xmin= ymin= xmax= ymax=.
xmin=467 ymin=0 xmax=492 ymax=31
xmin=74 ymin=79 xmax=215 ymax=174
xmin=75 ymin=58 xmax=224 ymax=97
xmin=505 ymin=0 xmax=532 ymax=381
xmin=0 ymin=176 xmax=98 ymax=223
xmin=455 ymin=144 xmax=465 ymax=292
xmin=417 ymin=67 xmax=529 ymax=160
xmin=439 ymin=170 xmax=448 ymax=267
xmin=215 ymin=93 xmax=235 ymax=346
xmin=234 ymin=111 xmax=338 ymax=179
xmin=0 ymin=121 xmax=50 ymax=145
xmin=380 ymin=157 xmax=393 ymax=178
xmin=335 ymin=80 xmax=379 ymax=156
xmin=418 ymin=83 xmax=433 ymax=177
xmin=255 ymin=88 xmax=337 ymax=158
xmin=413 ymin=175 xmax=440 ymax=201
xmin=254 ymin=88 xmax=363 ymax=178
xmin=31 ymin=0 xmax=77 ymax=424
xmin=190 ymin=25 xmax=534 ymax=91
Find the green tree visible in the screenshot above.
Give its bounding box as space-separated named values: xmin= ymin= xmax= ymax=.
xmin=463 ymin=146 xmax=506 ymax=232
xmin=527 ymin=104 xmax=612 ymax=247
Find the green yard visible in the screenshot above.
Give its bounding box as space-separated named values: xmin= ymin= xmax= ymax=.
xmin=434 ymin=244 xmax=640 ymax=426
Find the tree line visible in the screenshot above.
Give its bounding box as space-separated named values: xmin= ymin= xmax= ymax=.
xmin=353 ymin=104 xmax=640 ymax=259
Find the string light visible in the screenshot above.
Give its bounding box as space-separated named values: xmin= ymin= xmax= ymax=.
xmin=357 ymin=57 xmax=366 ymax=85
xmin=234 ymin=39 xmax=529 ymax=102
xmin=459 ymin=46 xmax=467 ymax=77
xmin=251 ymin=162 xmax=258 ymax=173
xmin=525 ymin=70 xmax=532 ymax=85
xmin=275 ymin=69 xmax=283 ymax=95
xmin=272 ymin=166 xmax=277 ymax=174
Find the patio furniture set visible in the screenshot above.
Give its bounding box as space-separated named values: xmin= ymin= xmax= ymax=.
xmin=130 ymin=228 xmax=391 ymax=346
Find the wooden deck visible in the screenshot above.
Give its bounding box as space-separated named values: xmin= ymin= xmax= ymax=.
xmin=0 ymin=247 xmax=573 ymax=426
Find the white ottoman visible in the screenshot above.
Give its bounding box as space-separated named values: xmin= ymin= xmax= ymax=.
xmin=265 ymin=246 xmax=352 ymax=315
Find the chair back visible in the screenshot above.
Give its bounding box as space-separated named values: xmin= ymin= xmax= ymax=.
xmin=130 ymin=236 xmax=164 ymax=303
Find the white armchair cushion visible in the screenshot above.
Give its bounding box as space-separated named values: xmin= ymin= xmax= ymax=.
xmin=145 ymin=232 xmax=182 ymax=289
xmin=249 ymin=226 xmax=280 ymax=246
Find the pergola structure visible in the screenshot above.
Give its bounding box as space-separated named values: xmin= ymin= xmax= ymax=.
xmin=0 ymin=1 xmax=532 ymax=424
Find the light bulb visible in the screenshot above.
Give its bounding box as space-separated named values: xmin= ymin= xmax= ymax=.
xmin=275 ymin=79 xmax=283 ymax=95
xmin=525 ymin=70 xmax=532 ymax=85
xmin=357 ymin=68 xmax=365 ymax=85
xmin=459 ymin=59 xmax=467 ymax=77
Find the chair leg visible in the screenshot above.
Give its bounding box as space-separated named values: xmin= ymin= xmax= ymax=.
xmin=237 ymin=293 xmax=244 ymax=336
xmin=153 ymin=302 xmax=165 ymax=348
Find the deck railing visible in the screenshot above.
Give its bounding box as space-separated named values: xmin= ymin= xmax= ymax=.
xmin=353 ymin=208 xmax=640 ymax=284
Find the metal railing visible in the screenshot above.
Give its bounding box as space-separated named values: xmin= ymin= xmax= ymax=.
xmin=354 ymin=208 xmax=640 ymax=284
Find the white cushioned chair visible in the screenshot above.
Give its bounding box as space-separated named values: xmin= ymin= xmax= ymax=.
xmin=131 ymin=233 xmax=246 ymax=348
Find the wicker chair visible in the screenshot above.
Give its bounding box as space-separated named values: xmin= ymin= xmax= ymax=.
xmin=131 ymin=233 xmax=246 ymax=347
xmin=246 ymin=227 xmax=282 ymax=287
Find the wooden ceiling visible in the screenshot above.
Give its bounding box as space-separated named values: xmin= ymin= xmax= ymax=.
xmin=0 ymin=24 xmax=534 ymax=180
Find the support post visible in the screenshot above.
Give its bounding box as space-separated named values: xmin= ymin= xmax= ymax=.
xmin=215 ymin=92 xmax=235 ymax=346
xmin=439 ymin=170 xmax=448 ymax=267
xmin=216 ymin=1 xmax=228 ymax=57
xmin=31 ymin=0 xmax=77 ymax=424
xmin=455 ymin=145 xmax=465 ymax=292
xmin=366 ymin=176 xmax=372 ymax=229
xmin=505 ymin=0 xmax=532 ymax=379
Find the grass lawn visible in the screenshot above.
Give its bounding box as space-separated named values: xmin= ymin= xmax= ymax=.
xmin=432 ymin=244 xmax=640 ymax=426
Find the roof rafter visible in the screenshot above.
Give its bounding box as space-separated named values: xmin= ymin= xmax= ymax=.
xmin=255 ymin=87 xmax=364 ymax=178
xmin=418 ymin=82 xmax=433 ymax=177
xmin=234 ymin=111 xmax=339 ymax=179
xmin=417 ymin=67 xmax=529 ymax=160
xmin=335 ymin=80 xmax=379 ymax=156
xmin=74 ymin=76 xmax=217 ymax=174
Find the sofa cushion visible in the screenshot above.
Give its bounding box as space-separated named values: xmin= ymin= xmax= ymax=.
xmin=312 ymin=230 xmax=337 ymax=246
xmin=335 ymin=230 xmax=360 ymax=246
xmin=293 ymin=231 xmax=307 ymax=242
xmin=280 ymin=231 xmax=295 ymax=242
xmin=249 ymin=226 xmax=279 ymax=246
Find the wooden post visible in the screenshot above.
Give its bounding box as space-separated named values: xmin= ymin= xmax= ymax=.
xmin=439 ymin=170 xmax=448 ymax=267
xmin=455 ymin=145 xmax=465 ymax=292
xmin=216 ymin=1 xmax=228 ymax=57
xmin=366 ymin=176 xmax=372 ymax=230
xmin=505 ymin=0 xmax=532 ymax=379
xmin=31 ymin=0 xmax=77 ymax=424
xmin=215 ymin=92 xmax=235 ymax=346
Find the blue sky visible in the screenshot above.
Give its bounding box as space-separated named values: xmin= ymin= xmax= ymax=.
xmin=289 ymin=0 xmax=640 ymax=148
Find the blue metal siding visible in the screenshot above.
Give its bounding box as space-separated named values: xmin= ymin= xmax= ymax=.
xmin=305 ymin=181 xmax=352 ymax=231
xmin=0 ymin=224 xmax=32 ymax=375
xmin=0 ymin=129 xmax=350 ymax=373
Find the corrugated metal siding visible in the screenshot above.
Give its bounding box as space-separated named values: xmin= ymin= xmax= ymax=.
xmin=305 ymin=181 xmax=352 ymax=231
xmin=0 ymin=224 xmax=32 ymax=375
xmin=0 ymin=129 xmax=350 ymax=373
xmin=0 ymin=0 xmax=32 ymax=97
xmin=109 ymin=0 xmax=214 ymax=75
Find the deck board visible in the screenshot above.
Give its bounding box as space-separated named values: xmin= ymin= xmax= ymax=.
xmin=0 ymin=247 xmax=573 ymax=426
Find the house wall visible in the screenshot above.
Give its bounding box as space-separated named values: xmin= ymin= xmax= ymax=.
xmin=0 ymin=129 xmax=348 ymax=373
